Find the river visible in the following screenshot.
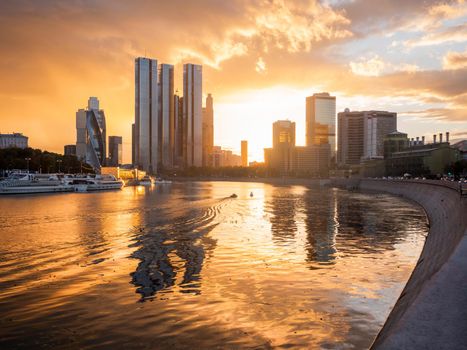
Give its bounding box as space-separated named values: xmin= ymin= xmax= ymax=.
xmin=0 ymin=181 xmax=428 ymax=349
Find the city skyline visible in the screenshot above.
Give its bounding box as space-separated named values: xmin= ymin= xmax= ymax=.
xmin=0 ymin=1 xmax=466 ymax=163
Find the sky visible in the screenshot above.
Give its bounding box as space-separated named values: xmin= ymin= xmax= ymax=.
xmin=0 ymin=0 xmax=466 ymax=163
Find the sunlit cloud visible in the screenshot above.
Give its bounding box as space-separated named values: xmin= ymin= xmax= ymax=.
xmin=443 ymin=50 xmax=467 ymax=70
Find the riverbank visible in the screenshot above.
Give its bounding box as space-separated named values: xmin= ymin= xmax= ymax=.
xmin=332 ymin=179 xmax=467 ymax=349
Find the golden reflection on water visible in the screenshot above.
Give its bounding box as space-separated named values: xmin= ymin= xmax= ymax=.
xmin=0 ymin=182 xmax=427 ymax=349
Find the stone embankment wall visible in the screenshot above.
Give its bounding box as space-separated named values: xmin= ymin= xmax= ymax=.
xmin=339 ymin=179 xmax=467 ymax=349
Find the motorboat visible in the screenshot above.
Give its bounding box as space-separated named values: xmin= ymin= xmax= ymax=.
xmin=66 ymin=174 xmax=124 ymax=192
xmin=139 ymin=175 xmax=154 ymax=186
xmin=0 ymin=172 xmax=73 ymax=195
xmin=154 ymin=177 xmax=172 ymax=185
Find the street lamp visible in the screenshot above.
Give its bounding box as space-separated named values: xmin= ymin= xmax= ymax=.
xmin=25 ymin=157 xmax=31 ymax=173
xmin=57 ymin=159 xmax=63 ymax=173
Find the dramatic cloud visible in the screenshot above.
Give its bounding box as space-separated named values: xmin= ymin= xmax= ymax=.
xmin=0 ymin=0 xmax=466 ymax=161
xmin=443 ymin=50 xmax=467 ymax=70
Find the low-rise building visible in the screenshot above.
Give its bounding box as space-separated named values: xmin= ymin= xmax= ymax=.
xmin=0 ymin=133 xmax=28 ymax=149
xmin=64 ymin=144 xmax=77 ymax=156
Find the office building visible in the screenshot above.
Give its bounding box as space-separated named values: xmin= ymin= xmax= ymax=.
xmin=183 ymin=63 xmax=203 ymax=167
xmin=337 ymin=110 xmax=397 ymax=166
xmin=158 ymin=64 xmax=175 ymax=169
xmin=306 ymin=93 xmax=336 ymax=158
xmin=76 ymin=97 xmax=107 ymax=171
xmin=202 ymin=94 xmax=214 ymax=167
xmin=294 ymin=144 xmax=331 ymax=177
xmin=241 ymin=140 xmax=248 ymax=167
xmin=64 ymin=144 xmax=76 ymax=156
xmin=131 ymin=123 xmax=135 ymax=165
xmin=134 ymin=57 xmax=158 ymax=173
xmin=264 ymin=120 xmax=296 ymax=174
xmin=0 ymin=133 xmax=28 ymax=149
xmin=174 ymin=94 xmax=184 ymax=167
xmin=108 ymin=136 xmax=122 ymax=166
xmin=384 ymin=131 xmax=409 ymax=158
xmin=211 ymin=146 xmax=242 ymax=167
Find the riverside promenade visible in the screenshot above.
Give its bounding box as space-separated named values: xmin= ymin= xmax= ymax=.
xmin=332 ymin=178 xmax=467 ymax=350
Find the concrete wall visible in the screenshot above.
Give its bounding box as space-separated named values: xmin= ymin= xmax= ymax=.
xmin=353 ymin=179 xmax=467 ymax=349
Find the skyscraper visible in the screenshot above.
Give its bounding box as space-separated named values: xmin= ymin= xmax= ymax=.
xmin=306 ymin=93 xmax=336 ymax=158
xmin=108 ymin=136 xmax=122 ymax=166
xmin=183 ymin=63 xmax=203 ymax=167
xmin=241 ymin=140 xmax=248 ymax=167
xmin=337 ymin=109 xmax=397 ymax=165
xmin=264 ymin=120 xmax=296 ymax=174
xmin=173 ymin=94 xmax=184 ymax=167
xmin=76 ymin=97 xmax=106 ymax=171
xmin=134 ymin=57 xmax=158 ymax=173
xmin=158 ymin=64 xmax=175 ymax=169
xmin=202 ymin=93 xmax=214 ymax=167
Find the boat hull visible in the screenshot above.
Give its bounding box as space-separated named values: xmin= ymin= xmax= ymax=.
xmin=0 ymin=185 xmax=74 ymax=195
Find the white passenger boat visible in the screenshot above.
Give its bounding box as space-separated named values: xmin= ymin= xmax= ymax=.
xmin=67 ymin=174 xmax=124 ymax=192
xmin=0 ymin=172 xmax=73 ymax=195
xmin=139 ymin=175 xmax=154 ymax=186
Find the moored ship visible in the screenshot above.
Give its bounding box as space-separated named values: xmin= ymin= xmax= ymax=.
xmin=0 ymin=173 xmax=74 ymax=195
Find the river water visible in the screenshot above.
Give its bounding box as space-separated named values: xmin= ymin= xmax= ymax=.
xmin=0 ymin=181 xmax=428 ymax=349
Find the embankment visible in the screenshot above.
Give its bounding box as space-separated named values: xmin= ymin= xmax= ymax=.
xmin=336 ymin=179 xmax=467 ymax=349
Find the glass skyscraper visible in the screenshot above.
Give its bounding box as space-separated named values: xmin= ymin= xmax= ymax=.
xmin=76 ymin=97 xmax=106 ymax=171
xmin=306 ymin=93 xmax=336 ymax=159
xmin=158 ymin=64 xmax=174 ymax=169
xmin=134 ymin=57 xmax=158 ymax=173
xmin=183 ymin=63 xmax=203 ymax=167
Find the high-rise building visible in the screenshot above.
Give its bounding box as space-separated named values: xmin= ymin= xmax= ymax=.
xmin=337 ymin=109 xmax=397 ymax=166
xmin=64 ymin=144 xmax=76 ymax=156
xmin=76 ymin=97 xmax=106 ymax=171
xmin=202 ymin=93 xmax=214 ymax=167
xmin=241 ymin=140 xmax=248 ymax=167
xmin=264 ymin=120 xmax=296 ymax=174
xmin=158 ymin=64 xmax=175 ymax=169
xmin=306 ymin=93 xmax=336 ymax=159
xmin=131 ymin=123 xmax=135 ymax=165
xmin=174 ymin=94 xmax=184 ymax=167
xmin=134 ymin=57 xmax=158 ymax=173
xmin=108 ymin=136 xmax=122 ymax=166
xmin=0 ymin=133 xmax=28 ymax=149
xmin=183 ymin=63 xmax=203 ymax=167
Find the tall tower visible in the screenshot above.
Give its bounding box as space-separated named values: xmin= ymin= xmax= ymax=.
xmin=183 ymin=63 xmax=203 ymax=167
xmin=108 ymin=136 xmax=122 ymax=166
xmin=158 ymin=64 xmax=175 ymax=169
xmin=241 ymin=140 xmax=248 ymax=167
xmin=202 ymin=93 xmax=214 ymax=166
xmin=76 ymin=97 xmax=106 ymax=172
xmin=306 ymin=93 xmax=336 ymax=159
xmin=134 ymin=57 xmax=158 ymax=173
xmin=173 ymin=94 xmax=184 ymax=167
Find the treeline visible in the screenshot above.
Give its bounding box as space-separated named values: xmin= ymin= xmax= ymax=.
xmin=0 ymin=147 xmax=94 ymax=174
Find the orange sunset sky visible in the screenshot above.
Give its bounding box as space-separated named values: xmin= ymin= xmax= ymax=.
xmin=0 ymin=0 xmax=466 ymax=163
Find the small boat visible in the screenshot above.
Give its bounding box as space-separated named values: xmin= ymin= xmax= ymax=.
xmin=250 ymin=192 xmax=254 ymax=197
xmin=230 ymin=193 xmax=238 ymax=198
xmin=154 ymin=178 xmax=172 ymax=185
xmin=0 ymin=172 xmax=73 ymax=195
xmin=139 ymin=175 xmax=154 ymax=186
xmin=66 ymin=174 xmax=124 ymax=192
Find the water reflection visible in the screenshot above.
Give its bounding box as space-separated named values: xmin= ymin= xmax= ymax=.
xmin=269 ymin=187 xmax=298 ymax=243
xmin=130 ymin=185 xmax=220 ymax=299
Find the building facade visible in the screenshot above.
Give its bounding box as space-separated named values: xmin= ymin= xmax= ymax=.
xmin=337 ymin=110 xmax=397 ymax=166
xmin=173 ymin=94 xmax=184 ymax=167
xmin=64 ymin=144 xmax=76 ymax=156
xmin=264 ymin=120 xmax=296 ymax=174
xmin=241 ymin=140 xmax=248 ymax=167
xmin=76 ymin=97 xmax=107 ymax=171
xmin=0 ymin=133 xmax=28 ymax=149
xmin=183 ymin=63 xmax=203 ymax=167
xmin=158 ymin=64 xmax=175 ymax=169
xmin=202 ymin=94 xmax=214 ymax=167
xmin=306 ymin=93 xmax=336 ymax=159
xmin=134 ymin=57 xmax=158 ymax=173
xmin=108 ymin=136 xmax=122 ymax=166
